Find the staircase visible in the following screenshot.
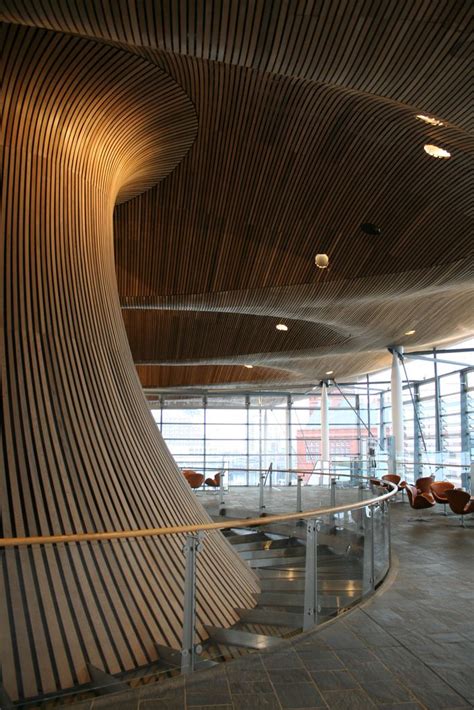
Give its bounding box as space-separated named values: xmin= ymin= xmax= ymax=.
xmin=201 ymin=523 xmax=363 ymax=662
xmin=48 ymin=522 xmax=364 ymax=703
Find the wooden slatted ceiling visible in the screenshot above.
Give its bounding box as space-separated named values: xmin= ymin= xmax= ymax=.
xmin=114 ymin=51 xmax=472 ymax=386
xmin=1 ymin=22 xmax=257 ymax=702
xmin=3 ymin=0 xmax=472 ymax=129
xmin=2 ymin=0 xmax=473 ymax=387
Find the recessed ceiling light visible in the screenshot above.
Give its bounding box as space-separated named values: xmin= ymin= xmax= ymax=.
xmin=404 ymin=330 xmax=416 ymax=336
xmin=325 ymin=370 xmax=334 ymax=375
xmin=244 ymin=364 xmax=253 ymax=369
xmin=276 ymin=323 xmax=288 ymax=331
xmin=360 ymin=223 xmax=381 ymax=236
xmin=416 ymin=114 xmax=444 ymax=127
xmin=424 ymin=144 xmax=451 ymax=159
xmin=315 ymin=253 xmax=329 ymax=269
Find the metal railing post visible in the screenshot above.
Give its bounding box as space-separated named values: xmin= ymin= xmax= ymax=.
xmin=358 ymin=482 xmax=364 ymax=530
xmin=303 ymin=519 xmax=319 ymax=630
xmin=219 ymin=471 xmax=225 ymax=515
xmin=259 ymin=468 xmax=265 ymax=513
xmin=181 ymin=532 xmax=203 ymax=674
xmin=370 ymin=505 xmax=375 ymax=592
xmin=296 ymin=475 xmax=303 ymax=513
xmin=386 ymin=501 xmax=391 ymax=568
xmin=269 ymin=462 xmax=273 ymax=489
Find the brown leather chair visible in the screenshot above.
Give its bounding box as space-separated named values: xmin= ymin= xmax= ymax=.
xmin=381 ymin=474 xmax=407 ymax=501
xmin=444 ymin=489 xmax=474 ymax=527
xmin=414 ymin=476 xmax=435 ymax=494
xmin=382 ymin=474 xmax=401 ymax=486
xmin=430 ymin=481 xmax=455 ymax=515
xmin=205 ymin=472 xmax=221 ymax=488
xmin=182 ymin=469 xmax=205 ymax=489
xmin=406 ymin=483 xmax=435 ymax=519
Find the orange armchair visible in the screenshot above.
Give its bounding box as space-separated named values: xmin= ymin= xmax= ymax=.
xmin=414 ymin=476 xmax=435 ymax=494
xmin=406 ymin=483 xmax=435 ymax=519
xmin=444 ymin=489 xmax=474 ymax=527
xmin=382 ymin=474 xmax=401 ymax=486
xmin=205 ymin=472 xmax=222 ymax=488
xmin=430 ymin=481 xmax=455 ymax=515
xmin=182 ymin=469 xmax=205 ymax=489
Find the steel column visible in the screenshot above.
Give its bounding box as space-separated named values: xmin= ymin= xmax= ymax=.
xmin=433 ymin=348 xmax=442 ymax=452
xmin=287 ymin=395 xmax=292 ymax=481
xmin=390 ymin=348 xmax=404 ymax=474
xmin=321 ymin=382 xmax=330 ymax=474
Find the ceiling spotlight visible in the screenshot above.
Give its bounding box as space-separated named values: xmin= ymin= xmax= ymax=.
xmin=360 ymin=223 xmax=381 ymax=235
xmin=325 ymin=370 xmax=334 ymax=375
xmin=416 ymin=114 xmax=444 ymax=127
xmin=244 ymin=364 xmax=253 ymax=369
xmin=315 ymin=253 xmax=329 ymax=269
xmin=424 ymin=144 xmax=451 ymax=159
xmin=276 ymin=323 xmax=288 ymax=331
xmin=404 ymin=329 xmax=416 ymax=336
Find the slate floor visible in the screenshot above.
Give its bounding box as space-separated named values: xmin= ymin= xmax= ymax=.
xmin=64 ymin=502 xmax=474 ymax=710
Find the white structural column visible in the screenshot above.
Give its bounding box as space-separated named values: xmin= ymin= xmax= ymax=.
xmin=321 ymin=381 xmax=330 ymax=476
xmin=391 ymin=347 xmax=404 ymax=473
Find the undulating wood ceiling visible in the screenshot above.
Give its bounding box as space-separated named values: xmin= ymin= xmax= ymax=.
xmin=3 ymin=0 xmax=473 ymax=390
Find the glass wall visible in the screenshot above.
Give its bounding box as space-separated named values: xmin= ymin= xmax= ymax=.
xmin=149 ymin=343 xmax=474 ymax=487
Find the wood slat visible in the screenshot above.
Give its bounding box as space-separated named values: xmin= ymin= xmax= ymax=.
xmin=1 ymin=21 xmax=257 ymax=703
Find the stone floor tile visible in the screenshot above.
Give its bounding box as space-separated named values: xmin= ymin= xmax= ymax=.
xmin=140 ymin=698 xmax=183 ymax=710
xmin=318 ymin=627 xmax=368 ymax=649
xmin=374 ymin=704 xmax=424 ymax=709
xmin=349 ymin=661 xmax=391 ymax=682
xmin=267 ymin=667 xmax=312 ymax=684
xmin=227 ymin=679 xmax=273 ymax=694
xmin=311 ymin=670 xmax=358 ymax=691
xmin=185 ymin=676 xmax=231 ymax=707
xmin=358 ymin=680 xmax=412 ymax=704
xmin=231 ymin=693 xmax=281 ymax=709
xmin=262 ymin=649 xmax=304 ymax=669
xmin=296 ymin=648 xmax=344 ymax=671
xmin=409 ymin=681 xmax=472 ymax=710
xmin=322 ymin=688 xmax=376 ymax=709
xmin=336 ymin=648 xmax=379 ymax=667
xmin=186 ymin=691 xmax=231 ymax=707
xmin=272 ymin=681 xmax=326 ymax=708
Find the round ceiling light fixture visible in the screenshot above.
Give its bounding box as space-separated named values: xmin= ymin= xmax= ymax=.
xmin=325 ymin=370 xmax=334 ymax=375
xmin=244 ymin=364 xmax=254 ymax=369
xmin=416 ymin=114 xmax=444 ymax=127
xmin=404 ymin=329 xmax=416 ymax=336
xmin=315 ymin=253 xmax=329 ymax=269
xmin=360 ymin=223 xmax=381 ymax=235
xmin=424 ymin=144 xmax=451 ymax=159
xmin=276 ymin=323 xmax=288 ymax=331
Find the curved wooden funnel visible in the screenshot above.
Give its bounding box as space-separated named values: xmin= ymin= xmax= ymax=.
xmin=1 ymin=25 xmax=258 ymax=701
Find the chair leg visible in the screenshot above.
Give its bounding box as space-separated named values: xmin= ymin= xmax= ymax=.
xmin=460 ymin=515 xmax=464 ymax=528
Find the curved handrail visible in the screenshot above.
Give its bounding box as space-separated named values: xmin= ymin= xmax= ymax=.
xmin=0 ymin=474 xmax=397 ymax=548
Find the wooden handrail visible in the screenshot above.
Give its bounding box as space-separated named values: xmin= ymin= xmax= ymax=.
xmin=0 ymin=478 xmax=397 ymax=548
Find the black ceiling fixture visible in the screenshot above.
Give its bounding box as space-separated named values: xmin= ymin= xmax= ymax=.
xmin=360 ymin=222 xmax=381 ymax=235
